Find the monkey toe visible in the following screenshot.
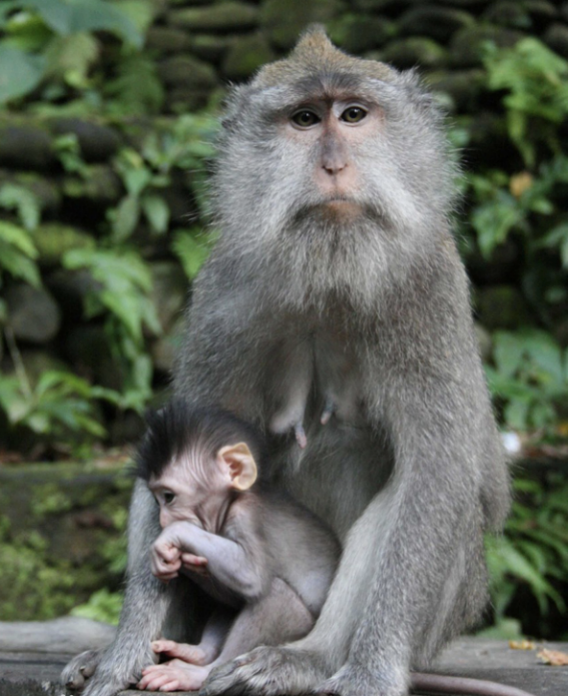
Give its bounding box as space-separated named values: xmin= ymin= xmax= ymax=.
xmin=65 ymin=674 xmax=85 ymax=691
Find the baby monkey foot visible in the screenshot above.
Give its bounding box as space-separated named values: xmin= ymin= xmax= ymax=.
xmin=139 ymin=659 xmax=211 ymax=692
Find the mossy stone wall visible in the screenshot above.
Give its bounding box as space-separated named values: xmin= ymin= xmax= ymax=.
xmin=0 ymin=464 xmax=132 ymax=621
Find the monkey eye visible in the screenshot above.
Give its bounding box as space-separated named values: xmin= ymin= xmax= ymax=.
xmin=163 ymin=491 xmax=176 ymax=505
xmin=291 ymin=110 xmax=320 ymax=128
xmin=340 ymin=107 xmax=367 ymax=124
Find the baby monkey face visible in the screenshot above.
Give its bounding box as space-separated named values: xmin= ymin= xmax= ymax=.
xmin=148 ymin=453 xmax=232 ymax=533
xmin=148 ymin=441 xmax=257 ymax=534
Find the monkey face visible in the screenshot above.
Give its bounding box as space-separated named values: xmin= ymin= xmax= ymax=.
xmin=149 ymin=457 xmax=232 ymax=534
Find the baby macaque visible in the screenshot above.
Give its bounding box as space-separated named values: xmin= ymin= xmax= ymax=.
xmin=134 ymin=401 xmax=340 ymax=692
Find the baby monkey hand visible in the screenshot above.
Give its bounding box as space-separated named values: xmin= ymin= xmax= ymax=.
xmin=152 ymin=522 xmax=209 ymax=581
xmin=151 ymin=535 xmax=183 ymax=582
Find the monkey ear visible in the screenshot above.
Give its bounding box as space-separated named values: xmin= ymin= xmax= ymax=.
xmin=218 ymin=443 xmax=258 ymax=491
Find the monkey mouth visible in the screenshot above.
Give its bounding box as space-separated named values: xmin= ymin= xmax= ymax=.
xmin=316 ymin=197 xmax=363 ymax=219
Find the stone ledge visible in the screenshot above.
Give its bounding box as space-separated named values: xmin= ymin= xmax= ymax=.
xmin=0 ymin=620 xmax=566 ymax=696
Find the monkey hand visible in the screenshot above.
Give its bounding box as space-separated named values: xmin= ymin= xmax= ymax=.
xmin=151 ymin=539 xmax=182 ymax=581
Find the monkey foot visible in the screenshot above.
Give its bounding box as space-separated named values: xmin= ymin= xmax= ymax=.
xmin=313 ymin=664 xmax=407 ymax=696
xmin=139 ymin=659 xmax=210 ymax=692
xmin=200 ymin=646 xmax=327 ymax=696
xmin=61 ymin=649 xmax=101 ymax=691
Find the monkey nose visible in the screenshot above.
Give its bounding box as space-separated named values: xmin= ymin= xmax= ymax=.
xmin=322 ymin=161 xmax=346 ymax=176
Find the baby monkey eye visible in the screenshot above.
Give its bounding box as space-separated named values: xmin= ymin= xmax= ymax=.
xmin=163 ymin=491 xmax=176 ymax=505
xmin=341 ymin=107 xmax=367 ymax=123
xmin=291 ymin=110 xmax=320 ymax=128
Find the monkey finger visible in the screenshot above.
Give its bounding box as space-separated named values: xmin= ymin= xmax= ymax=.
xmin=156 ymin=547 xmax=181 ymax=565
xmin=181 ymin=553 xmax=208 ymax=565
xmin=155 ymin=570 xmax=179 ymax=582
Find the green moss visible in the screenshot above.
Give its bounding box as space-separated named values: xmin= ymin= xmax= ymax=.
xmin=31 ymin=483 xmax=74 ymax=516
xmin=31 ymin=223 xmax=95 ymax=266
xmin=0 ymin=464 xmax=132 ymax=621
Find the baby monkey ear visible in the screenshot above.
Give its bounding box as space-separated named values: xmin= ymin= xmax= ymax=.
xmin=218 ymin=442 xmax=258 ymax=490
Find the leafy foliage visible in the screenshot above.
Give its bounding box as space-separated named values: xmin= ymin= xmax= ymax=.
xmin=487 ymin=473 xmax=568 ymax=638
xmin=104 ymin=53 xmax=164 ymax=116
xmin=484 ymin=38 xmax=568 ymax=168
xmin=71 ymin=587 xmax=123 ymax=625
xmin=0 ymin=0 xmax=144 ymax=108
xmin=0 ymin=220 xmax=41 ymax=288
xmin=487 ymin=330 xmax=568 ymax=432
xmin=0 ymin=370 xmax=107 ymax=438
xmin=63 ymin=248 xmax=161 ymax=411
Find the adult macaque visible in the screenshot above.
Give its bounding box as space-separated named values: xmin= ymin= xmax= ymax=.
xmin=63 ymin=26 xmax=511 ymax=696
xmin=134 ymin=401 xmax=339 ymax=692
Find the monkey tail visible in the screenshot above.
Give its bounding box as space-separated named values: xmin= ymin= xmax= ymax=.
xmin=410 ymin=672 xmax=537 ymax=696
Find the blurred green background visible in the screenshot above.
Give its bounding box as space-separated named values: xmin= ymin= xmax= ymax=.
xmin=0 ymin=0 xmax=567 ymax=642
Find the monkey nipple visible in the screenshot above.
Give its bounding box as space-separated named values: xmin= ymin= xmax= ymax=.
xmin=294 ymin=422 xmax=307 ymax=448
xmin=320 ymin=398 xmax=335 ymax=425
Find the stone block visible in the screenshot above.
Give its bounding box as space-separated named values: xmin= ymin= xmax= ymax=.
xmin=260 ymin=0 xmax=346 ymax=50
xmin=169 ymin=2 xmax=259 ymax=32
xmin=5 ymin=284 xmax=61 ymax=344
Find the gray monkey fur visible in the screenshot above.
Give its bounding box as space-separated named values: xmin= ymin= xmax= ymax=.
xmin=62 ymin=26 xmax=510 ymax=696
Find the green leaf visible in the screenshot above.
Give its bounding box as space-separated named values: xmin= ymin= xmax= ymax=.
xmin=44 ymin=32 xmax=99 ymax=85
xmin=0 ymin=184 xmax=41 ymax=230
xmin=171 ymin=228 xmax=213 ymax=280
xmin=141 ymin=194 xmax=169 ymax=235
xmin=124 ymin=167 xmax=152 ymax=197
xmin=111 ymin=195 xmax=140 ymax=242
xmin=489 ymin=537 xmax=560 ymax=613
xmin=493 ymin=331 xmax=524 ymax=378
xmin=71 ymin=588 xmax=123 ymax=625
xmin=21 ymin=0 xmax=73 ymax=34
xmin=62 ymin=248 xmax=161 ymax=344
xmin=504 ymin=398 xmax=530 ymax=431
xmin=111 ymin=0 xmax=157 ymax=33
xmin=0 ymin=221 xmax=41 ymax=286
xmin=0 ymin=45 xmax=45 ymax=103
xmin=104 ymin=52 xmax=164 ymax=115
xmin=540 ymin=222 xmax=568 ymax=268
xmin=3 ymin=13 xmax=53 ymax=53
xmin=21 ymin=0 xmax=142 ymax=46
xmin=471 ymin=194 xmax=522 ymax=258
xmin=523 ymin=330 xmax=564 ymax=383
